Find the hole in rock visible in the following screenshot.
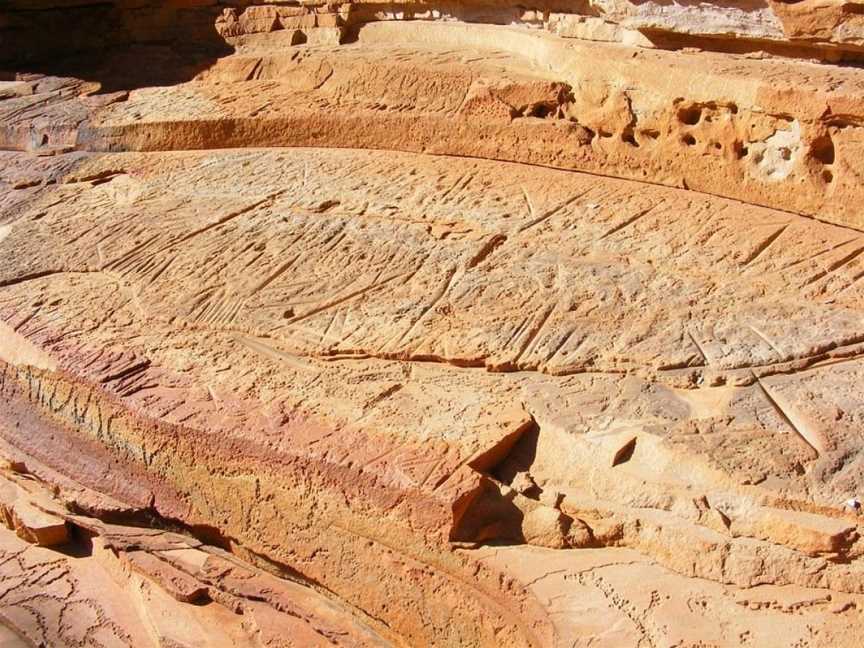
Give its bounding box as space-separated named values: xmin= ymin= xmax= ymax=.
xmin=452 ymin=420 xmax=545 ymax=545
xmin=52 ymin=523 xmax=95 ymax=559
xmin=528 ymin=103 xmax=553 ymax=118
xmin=491 ymin=421 xmax=541 ymax=497
xmin=682 ymin=134 xmax=697 ymax=146
xmin=810 ymin=134 xmax=836 ymax=165
xmin=678 ymin=106 xmax=702 ymax=125
xmin=450 ymin=479 xmax=526 ymax=544
xmin=612 ymin=437 xmax=637 ymax=467
xmin=823 ymin=169 xmax=834 ymax=183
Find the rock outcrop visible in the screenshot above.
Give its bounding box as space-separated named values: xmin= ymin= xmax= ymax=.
xmin=1 ymin=1 xmax=864 ymax=646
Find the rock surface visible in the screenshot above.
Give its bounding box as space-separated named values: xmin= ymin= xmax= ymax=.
xmin=1 ymin=2 xmax=864 ymax=647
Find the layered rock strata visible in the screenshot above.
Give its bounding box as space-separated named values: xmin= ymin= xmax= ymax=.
xmin=1 ymin=142 xmax=864 ymax=645
xmin=9 ymin=1 xmax=864 ymax=63
xmin=4 ymin=19 xmax=864 ymax=229
xmin=1 ymin=2 xmax=864 ymax=647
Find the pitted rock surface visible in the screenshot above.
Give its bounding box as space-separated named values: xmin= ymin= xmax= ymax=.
xmin=2 ymin=2 xmax=864 ymax=646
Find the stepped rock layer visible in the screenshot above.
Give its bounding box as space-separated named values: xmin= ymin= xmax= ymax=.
xmin=6 ymin=17 xmax=864 ymax=228
xmin=2 ymin=3 xmax=864 ymax=647
xmin=9 ymin=0 xmax=864 ymax=62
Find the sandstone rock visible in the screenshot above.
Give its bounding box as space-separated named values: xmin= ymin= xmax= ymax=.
xmin=522 ymin=505 xmax=572 ymax=549
xmin=0 ymin=478 xmax=68 ymax=546
xmin=3 ymin=20 xmax=850 ymax=226
xmin=2 ymin=2 xmax=864 ymax=646
xmin=733 ymin=506 xmax=860 ymax=558
xmin=548 ymin=13 xmax=654 ymax=47
xmin=123 ymin=550 xmax=210 ymax=603
xmin=5 ymin=499 xmax=68 ymax=547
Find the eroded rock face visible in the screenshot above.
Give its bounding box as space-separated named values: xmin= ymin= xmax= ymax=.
xmin=5 ymin=14 xmax=864 ymax=228
xmin=1 ymin=3 xmax=864 ymax=647
xmin=8 ymin=1 xmax=864 ymax=62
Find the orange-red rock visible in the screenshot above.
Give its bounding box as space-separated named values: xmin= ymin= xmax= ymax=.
xmin=1 ymin=3 xmax=864 ymax=646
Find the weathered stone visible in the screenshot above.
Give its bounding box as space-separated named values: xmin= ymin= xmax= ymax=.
xmin=1 ymin=2 xmax=864 ymax=646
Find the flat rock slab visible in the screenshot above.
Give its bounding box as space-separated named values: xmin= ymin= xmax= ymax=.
xmin=2 ymin=147 xmax=863 ymax=381
xmin=0 ymin=145 xmax=863 ymax=645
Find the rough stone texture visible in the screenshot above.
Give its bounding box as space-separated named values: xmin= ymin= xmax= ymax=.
xmin=0 ymin=468 xmax=386 ymax=647
xmin=9 ymin=1 xmax=864 ymax=63
xmin=2 ymin=2 xmax=864 ymax=647
xmin=5 ymin=19 xmax=864 ymax=228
